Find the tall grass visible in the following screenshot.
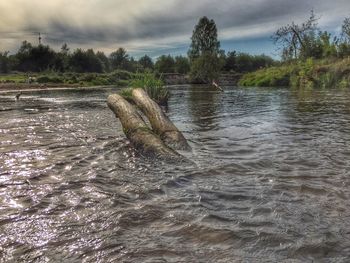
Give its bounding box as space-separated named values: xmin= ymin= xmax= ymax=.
xmin=120 ymin=72 xmax=169 ymax=105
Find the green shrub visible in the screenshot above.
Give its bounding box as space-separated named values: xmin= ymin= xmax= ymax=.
xmin=120 ymin=73 xmax=169 ymax=105
xmin=110 ymin=70 xmax=132 ymax=80
xmin=239 ymin=65 xmax=292 ymax=87
xmin=79 ymin=73 xmax=96 ymax=82
xmin=37 ymin=75 xmax=64 ymax=83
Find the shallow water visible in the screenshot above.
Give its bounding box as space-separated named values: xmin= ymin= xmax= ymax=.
xmin=1 ymin=85 xmax=350 ymax=262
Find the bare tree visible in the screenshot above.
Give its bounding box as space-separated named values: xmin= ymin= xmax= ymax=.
xmin=272 ymin=11 xmax=319 ymax=60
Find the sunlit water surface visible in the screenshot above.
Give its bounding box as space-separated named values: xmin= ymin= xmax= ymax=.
xmin=1 ymin=86 xmax=350 ymax=262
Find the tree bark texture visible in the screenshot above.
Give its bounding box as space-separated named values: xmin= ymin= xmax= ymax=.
xmin=131 ymin=88 xmax=190 ymax=151
xmin=107 ymin=94 xmax=182 ymax=160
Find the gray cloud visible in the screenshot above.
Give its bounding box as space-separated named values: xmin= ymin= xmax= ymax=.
xmin=0 ymin=0 xmax=349 ymax=56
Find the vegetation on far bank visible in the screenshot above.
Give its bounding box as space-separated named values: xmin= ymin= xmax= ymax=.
xmin=239 ymin=57 xmax=350 ymax=88
xmin=0 ymin=16 xmax=275 ymax=88
xmin=0 ymin=70 xmax=132 ymax=87
xmin=1 ymin=11 xmax=349 ymax=93
xmin=240 ymin=12 xmax=350 ymax=88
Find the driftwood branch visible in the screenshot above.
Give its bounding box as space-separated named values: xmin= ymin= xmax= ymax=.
xmin=212 ymin=81 xmax=224 ymax=92
xmin=107 ymin=94 xmax=182 ymax=160
xmin=131 ymin=88 xmax=190 ymax=151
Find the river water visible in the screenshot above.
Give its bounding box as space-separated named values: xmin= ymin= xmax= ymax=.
xmin=0 ymin=85 xmax=350 ymax=262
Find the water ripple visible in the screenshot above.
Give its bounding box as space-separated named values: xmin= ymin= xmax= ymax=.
xmin=1 ymin=86 xmax=350 ymax=262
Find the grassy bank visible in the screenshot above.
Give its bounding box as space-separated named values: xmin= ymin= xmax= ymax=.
xmin=0 ymin=70 xmax=133 ymax=87
xmin=239 ymin=57 xmax=350 ymax=88
xmin=0 ymin=70 xmax=170 ymax=105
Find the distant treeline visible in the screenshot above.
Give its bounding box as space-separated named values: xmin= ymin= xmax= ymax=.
xmin=0 ymin=41 xmax=275 ymax=75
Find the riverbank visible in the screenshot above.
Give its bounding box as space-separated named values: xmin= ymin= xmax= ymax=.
xmin=0 ymin=72 xmax=243 ymax=93
xmin=0 ymin=82 xmax=79 ymax=91
xmin=0 ymin=71 xmax=131 ymax=90
xmin=0 ymin=83 xmax=118 ymax=94
xmin=239 ymin=57 xmax=350 ymax=88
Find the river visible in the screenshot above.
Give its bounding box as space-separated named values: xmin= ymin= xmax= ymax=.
xmin=1 ymin=85 xmax=350 ymax=262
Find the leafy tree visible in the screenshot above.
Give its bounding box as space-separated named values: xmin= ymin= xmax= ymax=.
xmin=188 ymin=17 xmax=222 ymax=83
xmin=318 ymin=31 xmax=337 ymax=58
xmin=233 ymin=53 xmax=275 ymax=73
xmin=155 ymin=55 xmax=175 ymax=73
xmin=235 ymin=53 xmax=253 ymax=73
xmin=109 ymin=48 xmax=129 ymax=70
xmin=61 ymin=43 xmax=70 ymax=55
xmin=253 ymin=54 xmax=275 ymax=69
xmin=52 ymin=43 xmax=70 ymax=72
xmin=31 ymin=45 xmax=58 ymax=71
xmin=69 ymin=49 xmax=103 ymax=73
xmin=96 ymin=51 xmax=110 ymax=72
xmin=138 ymin=55 xmax=154 ymax=70
xmin=190 ymin=52 xmax=222 ymax=83
xmin=188 ymin=16 xmax=220 ymax=61
xmin=337 ymin=42 xmax=350 ymax=58
xmin=126 ymin=57 xmax=143 ymax=72
xmin=336 ymin=17 xmax=350 ymax=57
xmin=14 ymin=41 xmax=33 ymax=71
xmin=0 ymin=52 xmax=10 ymax=73
xmin=223 ymin=51 xmax=236 ymax=71
xmin=174 ymin=56 xmax=190 ymax=74
xmin=342 ymin=17 xmax=350 ymax=42
xmin=18 ymin=41 xmax=33 ymax=54
xmin=14 ymin=42 xmax=58 ymax=72
xmin=273 ymin=11 xmax=318 ymax=60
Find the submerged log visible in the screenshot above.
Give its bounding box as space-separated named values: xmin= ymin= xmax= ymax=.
xmin=107 ymin=94 xmax=181 ymax=160
xmin=131 ymin=88 xmax=190 ymax=151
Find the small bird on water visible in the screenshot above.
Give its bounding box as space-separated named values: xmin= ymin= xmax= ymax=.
xmin=15 ymin=92 xmax=22 ymax=101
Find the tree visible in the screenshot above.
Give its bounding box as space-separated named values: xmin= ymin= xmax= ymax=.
xmin=174 ymin=56 xmax=190 ymax=74
xmin=235 ymin=53 xmax=253 ymax=73
xmin=69 ymin=49 xmax=103 ymax=73
xmin=109 ymin=48 xmax=129 ymax=70
xmin=18 ymin=41 xmax=33 ymax=54
xmin=342 ymin=17 xmax=350 ymax=42
xmin=223 ymin=51 xmax=236 ymax=71
xmin=126 ymin=57 xmax=143 ymax=72
xmin=139 ymin=55 xmax=154 ymax=70
xmin=272 ymin=11 xmax=319 ymax=60
xmin=96 ymin=51 xmax=110 ymax=72
xmin=14 ymin=41 xmax=58 ymax=72
xmin=189 ymin=52 xmax=222 ymax=83
xmin=188 ymin=16 xmax=220 ymax=61
xmin=155 ymin=55 xmax=175 ymax=73
xmin=337 ymin=42 xmax=350 ymax=58
xmin=0 ymin=52 xmax=10 ymax=73
xmin=61 ymin=43 xmax=70 ymax=55
xmin=14 ymin=41 xmax=33 ymax=71
xmin=54 ymin=43 xmax=70 ymax=71
xmin=318 ymin=31 xmax=337 ymax=58
xmin=188 ymin=17 xmax=222 ymax=83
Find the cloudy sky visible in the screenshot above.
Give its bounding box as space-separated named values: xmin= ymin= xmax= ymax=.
xmin=0 ymin=0 xmax=349 ymax=58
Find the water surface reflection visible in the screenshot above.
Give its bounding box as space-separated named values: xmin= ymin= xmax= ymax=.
xmin=1 ymin=86 xmax=350 ymax=262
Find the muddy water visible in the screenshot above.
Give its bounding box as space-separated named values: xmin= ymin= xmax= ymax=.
xmin=1 ymin=86 xmax=350 ymax=262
